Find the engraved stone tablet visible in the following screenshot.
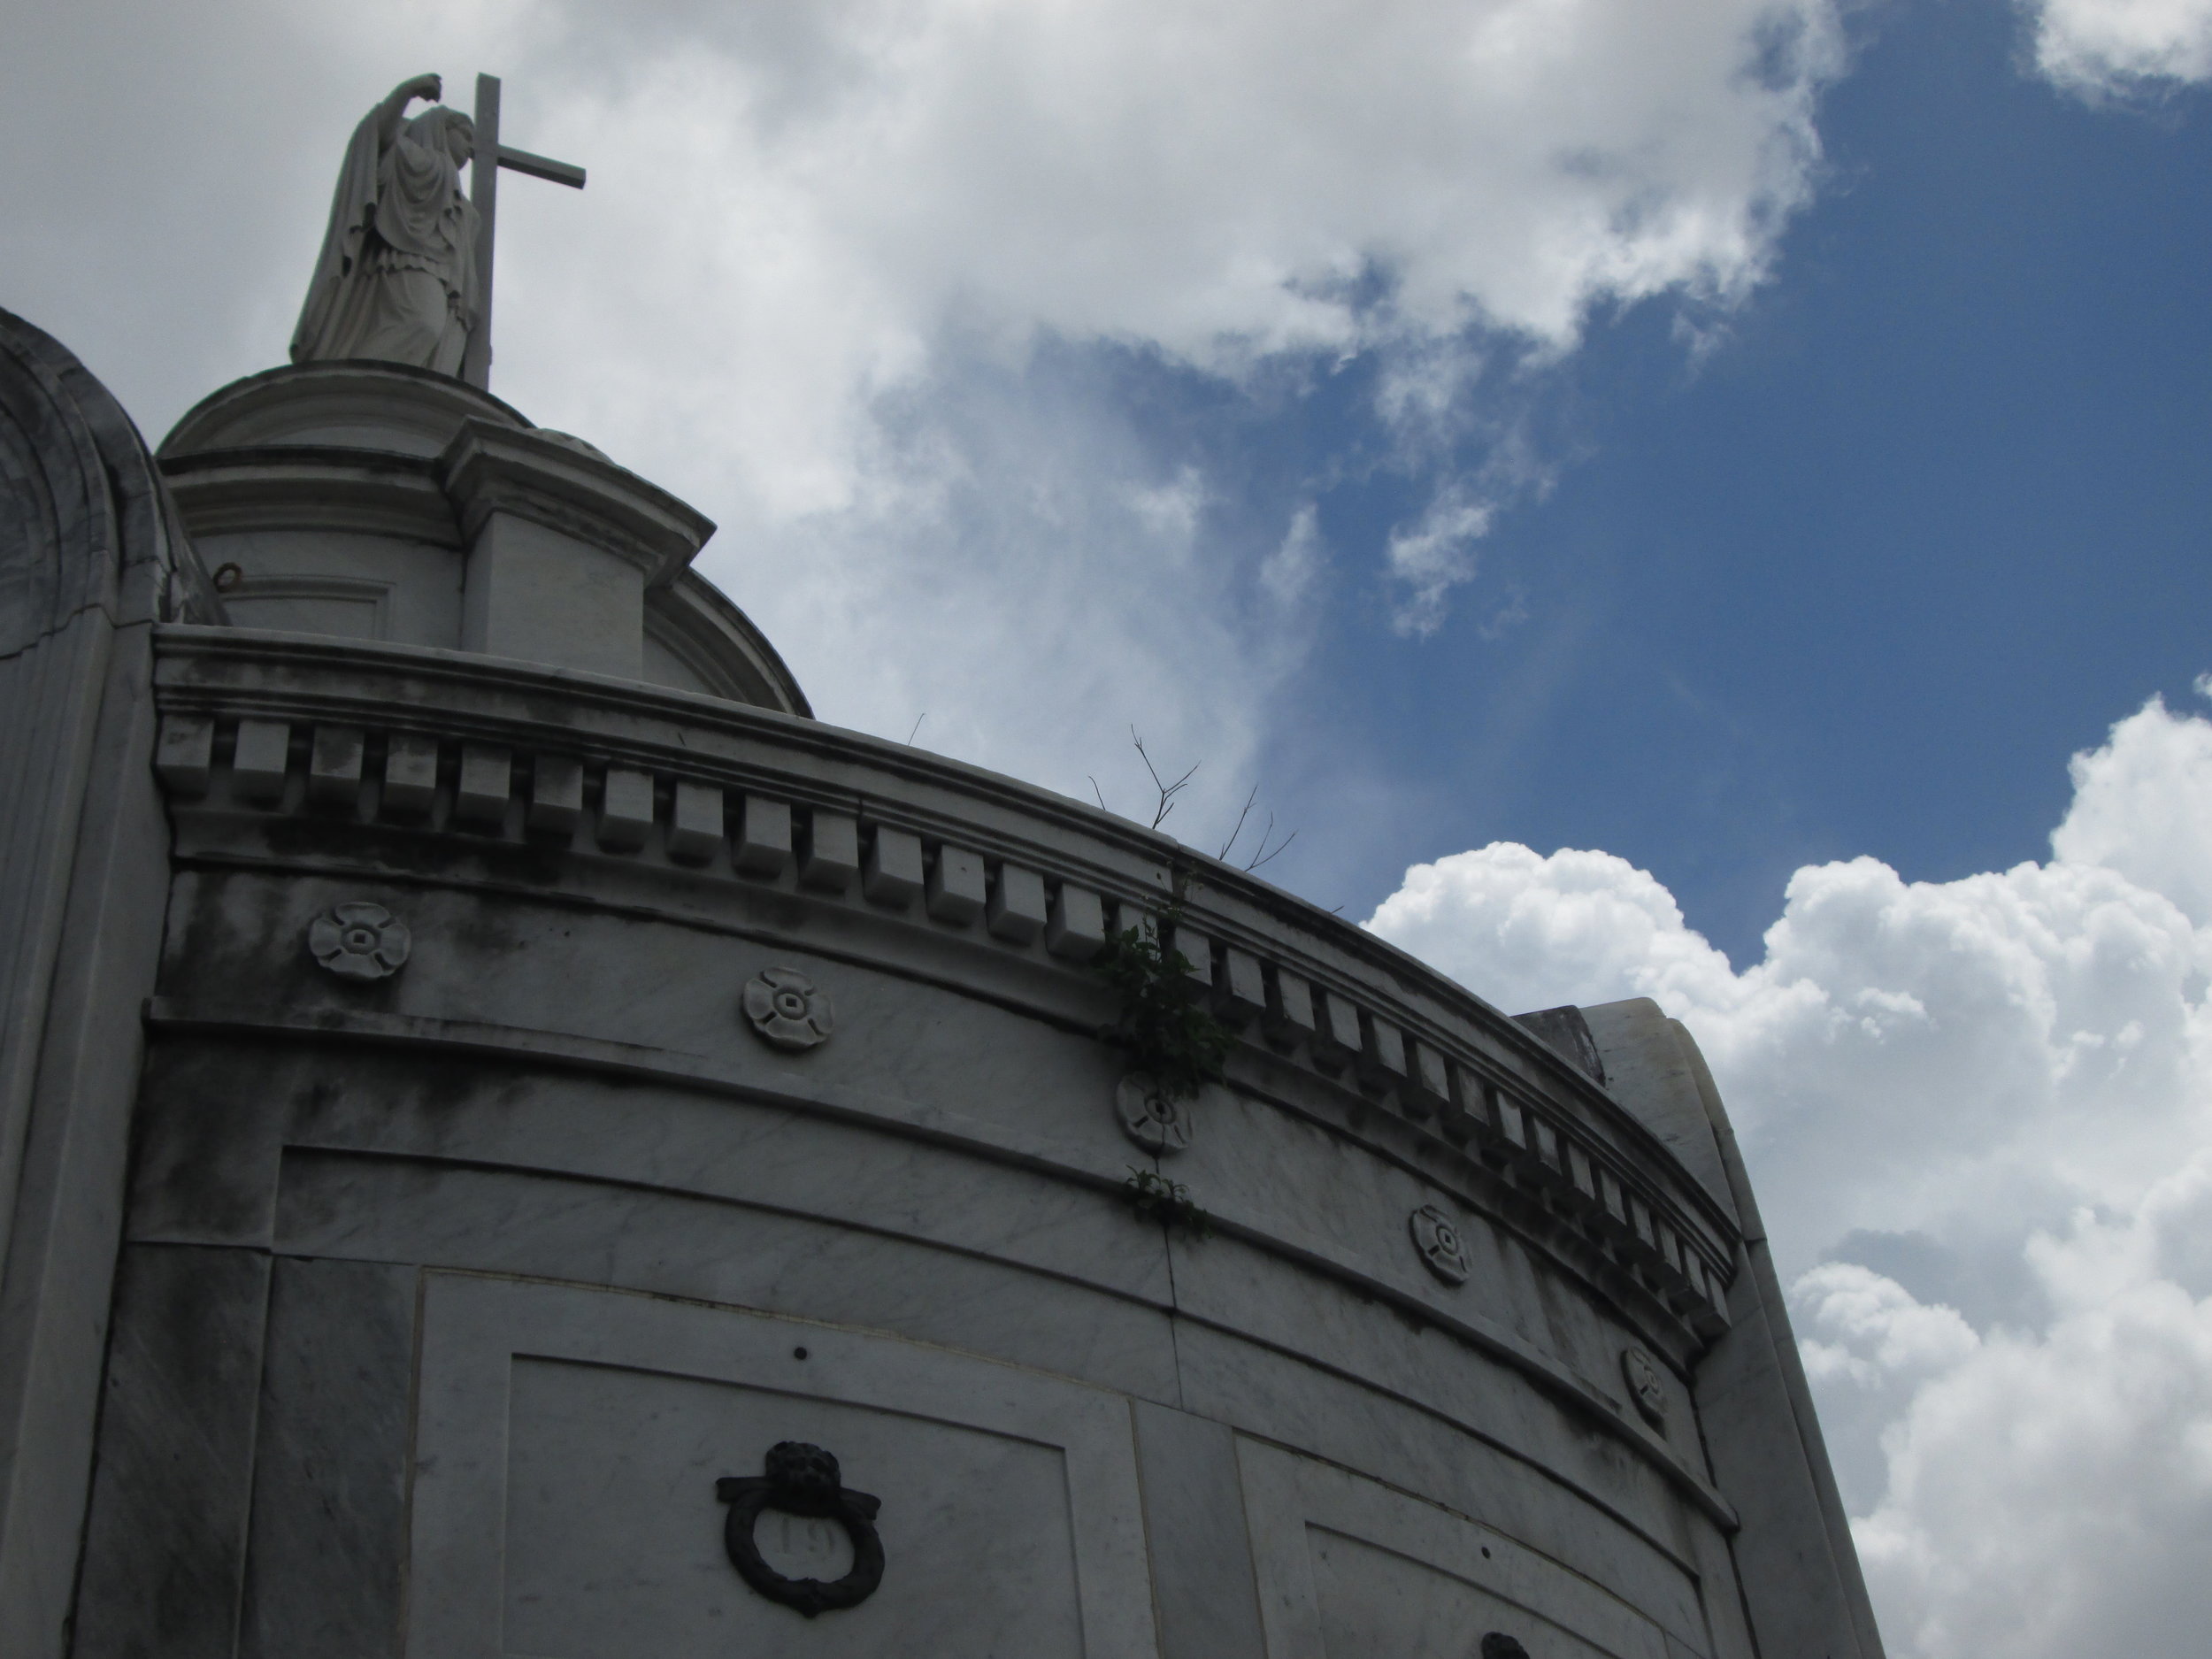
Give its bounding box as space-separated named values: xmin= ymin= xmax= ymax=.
xmin=308 ymin=902 xmax=411 ymax=980
xmin=1408 ymin=1203 xmax=1470 ymax=1285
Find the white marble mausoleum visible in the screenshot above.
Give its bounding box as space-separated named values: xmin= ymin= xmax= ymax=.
xmin=0 ymin=227 xmax=1883 ymax=1659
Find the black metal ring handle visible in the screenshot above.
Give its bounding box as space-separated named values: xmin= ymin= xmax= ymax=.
xmin=715 ymin=1442 xmax=885 ymax=1618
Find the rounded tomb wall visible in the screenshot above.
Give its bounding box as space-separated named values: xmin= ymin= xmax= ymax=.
xmin=114 ymin=614 xmax=1762 ymax=1656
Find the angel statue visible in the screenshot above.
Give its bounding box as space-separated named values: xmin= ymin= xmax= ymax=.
xmin=291 ymin=73 xmax=480 ymax=376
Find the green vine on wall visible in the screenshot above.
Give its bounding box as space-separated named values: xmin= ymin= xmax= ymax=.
xmin=1093 ymin=903 xmax=1232 ymax=1102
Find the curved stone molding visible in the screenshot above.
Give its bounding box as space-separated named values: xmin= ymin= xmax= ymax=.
xmin=743 ymin=967 xmax=834 ymax=1051
xmin=307 ymin=902 xmax=411 ymax=981
xmin=158 ymin=360 xmax=531 ymax=462
xmin=1621 ymin=1345 xmax=1667 ymax=1426
xmin=1115 ymin=1073 xmax=1194 ymax=1155
xmin=715 ymin=1441 xmax=885 ymax=1618
xmin=145 ymin=631 xmax=1744 ymax=1355
xmin=1409 ymin=1203 xmax=1471 ymax=1285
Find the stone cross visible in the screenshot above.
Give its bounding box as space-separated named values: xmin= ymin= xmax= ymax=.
xmin=462 ymin=73 xmax=587 ymax=390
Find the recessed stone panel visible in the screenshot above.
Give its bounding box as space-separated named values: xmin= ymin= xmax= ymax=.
xmin=1238 ymin=1439 xmax=1683 ymax=1659
xmin=404 ymin=1274 xmax=1160 ymax=1659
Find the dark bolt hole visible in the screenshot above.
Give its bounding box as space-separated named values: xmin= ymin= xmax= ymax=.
xmin=793 ymin=1347 xmax=809 ymax=1360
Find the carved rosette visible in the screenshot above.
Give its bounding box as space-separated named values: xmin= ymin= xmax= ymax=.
xmin=743 ymin=967 xmax=834 ymax=1051
xmin=1115 ymin=1073 xmax=1193 ymax=1155
xmin=1409 ymin=1203 xmax=1471 ymax=1285
xmin=308 ymin=902 xmax=411 ymax=980
xmin=1621 ymin=1346 xmax=1668 ymax=1426
xmin=716 ymin=1441 xmax=884 ymax=1617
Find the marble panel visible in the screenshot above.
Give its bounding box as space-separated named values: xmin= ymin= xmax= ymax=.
xmin=1133 ymin=1402 xmax=1268 ymax=1659
xmin=146 ymin=872 xmax=1158 ymax=1201
xmin=458 ymin=510 xmax=646 ymax=680
xmin=73 ymin=1244 xmax=271 ymax=1659
xmin=271 ymin=1146 xmax=1180 ymax=1400
xmin=404 ymin=1273 xmax=1160 ymax=1659
xmin=1162 ymin=1084 xmax=1546 ymax=1347
xmin=183 ymin=526 xmax=465 ymax=648
xmin=125 ymin=1034 xmax=291 ymax=1247
xmin=1171 ymin=1321 xmax=1707 ymax=1641
xmin=239 ymin=1256 xmax=416 ymax=1659
xmin=1237 ymin=1439 xmax=1685 ymax=1659
xmin=1171 ymin=1221 xmax=1652 ymax=1494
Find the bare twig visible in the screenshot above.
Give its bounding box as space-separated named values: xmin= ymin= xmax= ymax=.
xmin=1088 ymin=775 xmax=1109 ymax=810
xmin=1243 ymin=818 xmax=1297 ymax=873
xmin=1216 ymin=784 xmax=1260 ymax=861
xmin=1216 ymin=784 xmax=1297 ymax=872
xmin=1130 ymin=726 xmax=1198 ymax=830
xmin=905 ymin=713 xmax=926 ymax=745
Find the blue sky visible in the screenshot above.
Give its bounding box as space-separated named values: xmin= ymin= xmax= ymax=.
xmin=1255 ymin=0 xmax=2212 ymax=960
xmin=8 ymin=3 xmax=2212 ymax=1652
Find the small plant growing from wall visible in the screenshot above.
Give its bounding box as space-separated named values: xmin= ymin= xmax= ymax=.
xmin=1123 ymin=1168 xmax=1215 ymax=1238
xmin=1096 ymin=895 xmax=1233 ymax=1240
xmin=1093 ymin=903 xmax=1231 ymax=1103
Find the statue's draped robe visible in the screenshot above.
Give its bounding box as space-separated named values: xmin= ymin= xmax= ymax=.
xmin=292 ymin=106 xmax=480 ymax=376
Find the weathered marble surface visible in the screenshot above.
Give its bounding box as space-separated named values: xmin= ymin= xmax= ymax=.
xmin=1133 ymin=1402 xmax=1269 ymax=1659
xmin=0 ymin=315 xmax=1888 ymax=1659
xmin=73 ymin=1246 xmax=271 ymax=1659
xmin=237 ymin=1257 xmax=416 ymax=1659
xmin=408 ymin=1273 xmax=1159 ymax=1658
xmin=157 ymin=365 xmax=809 ymax=710
xmin=0 ymin=310 xmax=216 ymax=1659
xmin=1240 ymin=1438 xmax=1681 ymax=1659
xmin=1175 ymin=1318 xmax=1712 ymax=1646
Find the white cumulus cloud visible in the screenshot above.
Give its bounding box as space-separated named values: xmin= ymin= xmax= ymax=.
xmin=2023 ymin=0 xmax=2212 ymax=98
xmin=1367 ymin=687 xmax=2212 ymax=1657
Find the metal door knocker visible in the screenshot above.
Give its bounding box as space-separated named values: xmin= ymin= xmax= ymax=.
xmin=716 ymin=1441 xmax=885 ymax=1617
